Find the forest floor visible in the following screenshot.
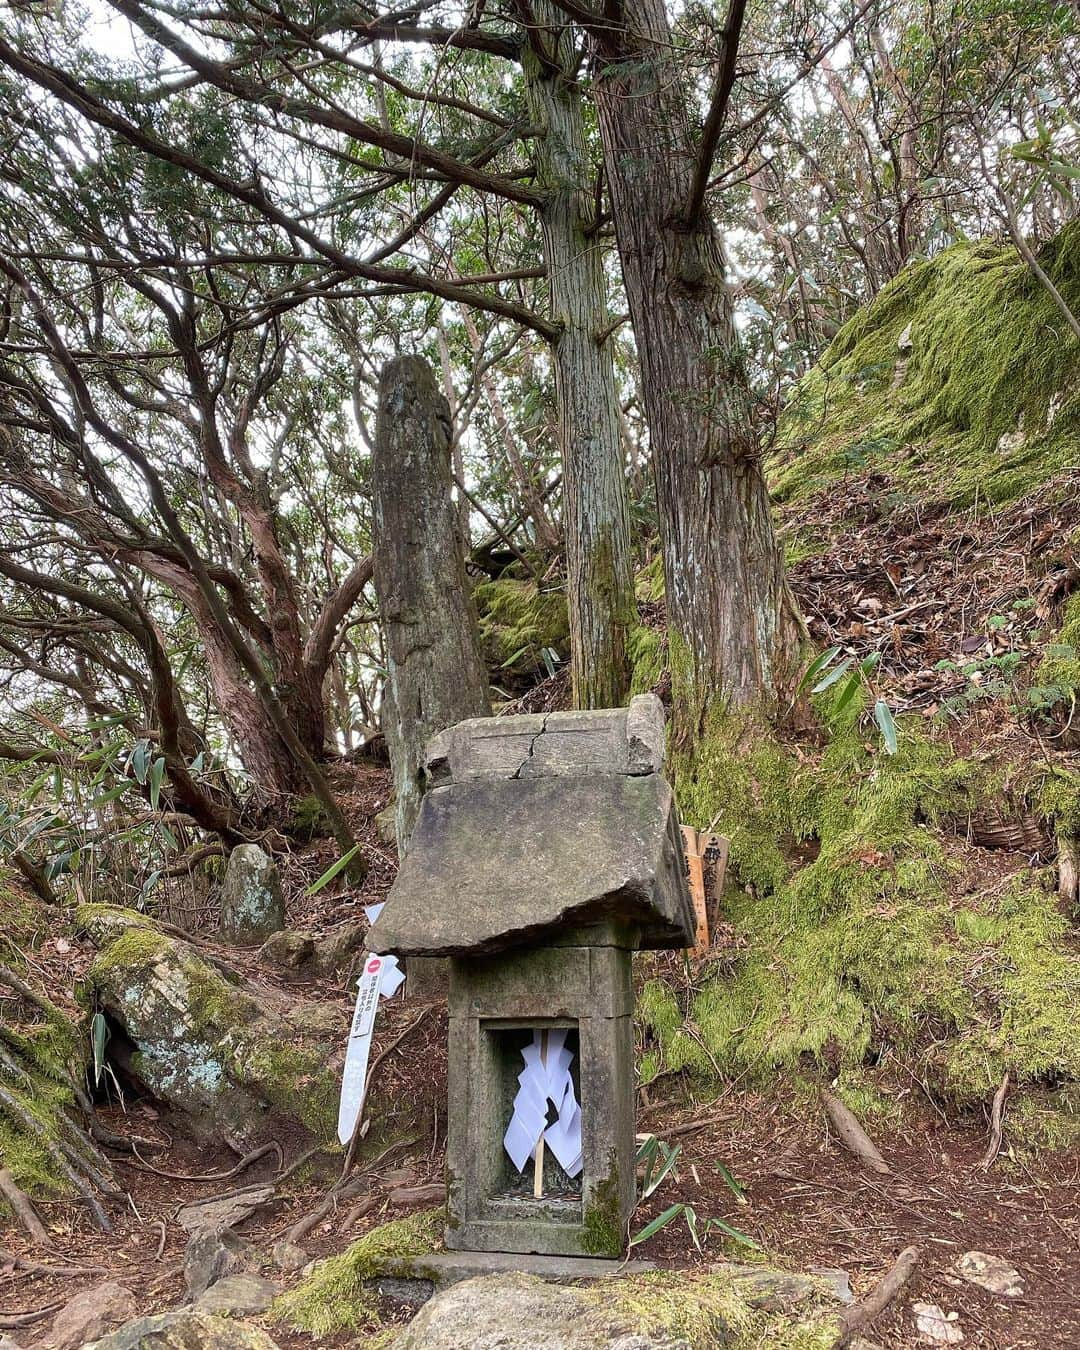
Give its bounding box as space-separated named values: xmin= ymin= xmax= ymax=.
xmin=3 ymin=470 xmax=1079 ymax=1349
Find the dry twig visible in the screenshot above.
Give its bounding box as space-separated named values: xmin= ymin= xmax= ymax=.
xmin=823 ymin=1090 xmax=891 ymax=1175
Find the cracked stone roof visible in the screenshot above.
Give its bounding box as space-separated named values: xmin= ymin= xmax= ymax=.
xmin=367 ymin=696 xmax=695 ymax=957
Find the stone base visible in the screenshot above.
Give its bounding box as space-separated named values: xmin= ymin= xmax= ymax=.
xmin=372 ymin=1250 xmax=656 ymax=1308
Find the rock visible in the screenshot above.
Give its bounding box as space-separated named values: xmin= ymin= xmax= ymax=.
xmin=219 ymin=845 xmax=284 ymax=945
xmin=177 ymin=1185 xmax=277 ymax=1235
xmin=913 ymin=1302 xmax=964 ymax=1344
xmin=0 ymin=1336 xmax=21 ymax=1350
xmin=369 ymin=774 xmax=693 ymax=958
xmin=391 ymin=1269 xmax=843 ymax=1349
xmin=897 ymin=321 xmax=914 ymax=353
xmin=87 ymin=1311 xmax=280 ymax=1350
xmin=956 ymin=1250 xmax=1024 ymax=1297
xmin=313 ymin=921 xmax=367 ymax=976
xmin=272 ymin=1238 xmax=309 ymax=1273
xmin=392 ymin=1272 xmax=684 ymax=1349
xmin=375 ymin=802 xmax=398 ymax=846
xmin=184 ymin=1227 xmax=256 ymax=1299
xmin=258 ymin=929 xmax=314 ymax=972
xmin=710 ymin=1261 xmax=852 ymax=1310
xmin=46 ymin=1282 xmax=137 ymax=1350
xmin=84 ymin=910 xmax=340 ymax=1144
xmin=194 ymin=1275 xmax=279 ymax=1318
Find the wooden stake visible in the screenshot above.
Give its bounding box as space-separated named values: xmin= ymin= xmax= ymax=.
xmin=681 ymin=826 xmax=710 ymax=954
xmin=533 ymin=1030 xmax=547 ymax=1198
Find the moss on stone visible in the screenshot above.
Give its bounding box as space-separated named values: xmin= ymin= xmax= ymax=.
xmin=231 ymin=1039 xmax=338 ymax=1143
xmin=581 ymin=1157 xmax=623 ymax=1257
xmin=473 ymin=577 xmax=569 ymax=677
xmin=627 ymin=624 xmax=666 ymax=697
xmin=287 ymin=793 xmax=332 ymax=842
xmin=578 ymin=1268 xmax=841 ymax=1349
xmin=943 ymin=877 xmax=1080 ymax=1102
xmin=271 ymin=1208 xmax=443 ymax=1337
xmin=771 ymin=223 xmax=1080 ymax=510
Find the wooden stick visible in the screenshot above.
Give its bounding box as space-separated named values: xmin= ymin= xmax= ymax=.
xmin=0 ymin=1167 xmax=51 ymax=1248
xmin=833 ymin=1245 xmax=919 ymax=1347
xmin=822 ymin=1091 xmax=891 ymax=1175
xmin=533 ymin=1029 xmax=547 ymax=1199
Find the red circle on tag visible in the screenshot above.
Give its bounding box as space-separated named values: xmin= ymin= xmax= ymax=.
xmin=366 ymin=957 xmax=382 ymax=973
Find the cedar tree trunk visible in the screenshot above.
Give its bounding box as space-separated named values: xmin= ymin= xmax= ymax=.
xmin=520 ymin=0 xmax=636 ymax=709
xmin=590 ymin=0 xmax=803 ymax=736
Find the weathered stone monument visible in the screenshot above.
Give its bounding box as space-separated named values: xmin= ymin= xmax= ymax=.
xmin=368 ymin=694 xmax=694 ymax=1259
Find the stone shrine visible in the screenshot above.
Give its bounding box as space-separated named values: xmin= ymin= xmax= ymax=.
xmin=368 ymin=694 xmax=694 ymax=1258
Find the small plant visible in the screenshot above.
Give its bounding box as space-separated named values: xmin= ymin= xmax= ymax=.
xmin=630 ymin=1135 xmax=757 ymax=1253
xmin=797 ymin=646 xmax=898 ymax=753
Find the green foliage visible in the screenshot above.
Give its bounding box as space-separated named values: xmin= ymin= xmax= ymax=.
xmin=474 ymin=578 xmax=570 ymax=678
xmin=271 ymin=1209 xmax=444 ymax=1336
xmin=1031 ymin=591 xmax=1080 ymax=719
xmin=772 ymin=225 xmax=1080 ymax=508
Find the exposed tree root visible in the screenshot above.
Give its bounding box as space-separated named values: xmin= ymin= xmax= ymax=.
xmin=979 ymin=1071 xmax=1011 ymax=1170
xmin=0 ymin=1246 xmax=110 ymax=1277
xmin=0 ymin=1301 xmax=65 ymax=1331
xmin=823 ymin=1090 xmax=892 ymax=1175
xmin=0 ymin=1167 xmax=50 ymax=1247
xmin=833 ymin=1245 xmax=919 ymax=1347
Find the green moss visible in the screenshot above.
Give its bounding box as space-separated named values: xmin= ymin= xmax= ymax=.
xmin=643 ymin=702 xmax=1080 ymax=1120
xmin=287 ymin=793 xmax=331 ymax=842
xmin=581 ymin=1156 xmax=622 ymax=1256
xmin=627 ymin=624 xmax=666 ymax=696
xmin=579 ymin=1269 xmax=841 ymax=1349
xmin=634 ymin=554 xmax=665 ymax=603
xmin=232 ymin=1039 xmax=338 ymax=1143
xmin=1030 ymin=592 xmax=1080 ymax=720
xmin=771 ymin=224 xmax=1080 ymax=510
xmin=944 ymin=878 xmax=1080 ymax=1101
xmin=653 ymin=715 xmax=978 ymax=1086
xmin=473 ymin=577 xmax=569 ymax=676
xmin=271 ymin=1208 xmax=443 ymax=1336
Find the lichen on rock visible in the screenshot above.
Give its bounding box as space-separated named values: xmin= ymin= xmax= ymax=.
xmin=82 ymin=906 xmax=341 ymax=1144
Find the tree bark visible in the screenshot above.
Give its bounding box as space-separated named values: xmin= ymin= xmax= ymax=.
xmin=372 ymin=356 xmax=491 ymax=851
xmin=589 ymin=0 xmax=804 ymax=736
xmin=520 ymin=0 xmax=636 ymax=709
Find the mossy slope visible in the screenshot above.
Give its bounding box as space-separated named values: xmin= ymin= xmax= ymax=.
xmin=772 ymin=224 xmax=1080 ymax=507
xmin=642 ymin=704 xmax=1080 ymax=1125
xmin=0 ymin=874 xmax=93 ymax=1199
xmin=473 ymin=577 xmax=569 ymax=681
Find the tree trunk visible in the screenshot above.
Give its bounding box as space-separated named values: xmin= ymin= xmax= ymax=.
xmin=589 ymin=0 xmax=803 ymax=736
xmin=372 ymin=356 xmax=491 ymax=851
xmin=521 ymin=1 xmax=636 ymax=710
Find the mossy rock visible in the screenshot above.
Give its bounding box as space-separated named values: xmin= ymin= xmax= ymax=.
xmin=771 ymin=222 xmax=1080 ymax=510
xmin=271 ymin=1209 xmax=444 ymax=1337
xmin=0 ymin=874 xmax=98 ymax=1201
xmin=389 ymin=1268 xmax=842 ymax=1349
xmin=84 ymin=912 xmax=342 ymax=1144
xmin=474 ymin=577 xmax=569 ymax=681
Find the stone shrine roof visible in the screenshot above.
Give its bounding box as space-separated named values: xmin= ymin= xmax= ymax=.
xmin=367 ymin=696 xmax=695 ymax=957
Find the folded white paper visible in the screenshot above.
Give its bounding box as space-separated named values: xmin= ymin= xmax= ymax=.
xmin=502 ymin=1029 xmax=583 ymax=1181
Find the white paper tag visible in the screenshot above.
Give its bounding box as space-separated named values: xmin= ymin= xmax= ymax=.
xmin=337 ymin=954 xmax=384 ymax=1145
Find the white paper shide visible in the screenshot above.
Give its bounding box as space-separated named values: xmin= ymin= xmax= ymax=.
xmin=503 ymin=1028 xmax=582 ymax=1180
